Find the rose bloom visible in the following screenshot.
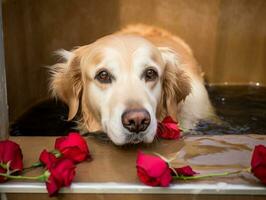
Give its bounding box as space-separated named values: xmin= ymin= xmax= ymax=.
xmin=0 ymin=140 xmax=23 ymax=182
xmin=39 ymin=149 xmax=57 ymax=168
xmin=157 ymin=116 xmax=181 ymax=140
xmin=173 ymin=165 xmax=197 ymax=176
xmin=136 ymin=151 xmax=172 ymax=187
xmin=251 ymin=145 xmax=266 ymax=184
xmin=55 ymin=132 xmax=90 ymax=163
xmin=39 ymin=150 xmax=76 ymax=196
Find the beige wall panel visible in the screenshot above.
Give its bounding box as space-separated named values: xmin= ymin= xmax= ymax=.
xmin=213 ymin=0 xmax=266 ymax=84
xmin=3 ymin=0 xmax=120 ymax=121
xmin=119 ymin=0 xmax=221 ymax=83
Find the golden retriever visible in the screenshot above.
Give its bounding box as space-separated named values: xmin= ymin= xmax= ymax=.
xmin=50 ymin=24 xmax=215 ymax=145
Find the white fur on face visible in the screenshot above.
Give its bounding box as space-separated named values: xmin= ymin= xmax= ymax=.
xmin=85 ymin=39 xmax=164 ymax=145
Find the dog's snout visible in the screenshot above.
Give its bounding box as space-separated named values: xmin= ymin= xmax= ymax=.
xmin=122 ymin=109 xmax=151 ymax=133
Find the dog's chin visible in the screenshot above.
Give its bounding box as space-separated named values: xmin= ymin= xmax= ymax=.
xmin=126 ymin=135 xmax=155 ymax=145
xmin=111 ymin=132 xmax=155 ymax=145
xmin=125 ymin=133 xmax=144 ymax=144
xmin=106 ymin=132 xmax=155 ymax=145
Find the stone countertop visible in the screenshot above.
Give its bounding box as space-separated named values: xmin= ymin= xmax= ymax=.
xmin=0 ymin=134 xmax=266 ymax=195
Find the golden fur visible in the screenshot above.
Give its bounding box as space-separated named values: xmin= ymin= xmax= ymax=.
xmin=50 ymin=24 xmax=216 ymax=144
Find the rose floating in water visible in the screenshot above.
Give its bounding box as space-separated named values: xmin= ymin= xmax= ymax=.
xmin=0 ymin=140 xmax=23 ymax=182
xmin=251 ymin=145 xmax=266 ymax=184
xmin=157 ymin=116 xmax=181 ymax=139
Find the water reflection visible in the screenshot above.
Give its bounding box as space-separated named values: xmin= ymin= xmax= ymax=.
xmin=171 ymin=135 xmax=266 ymax=174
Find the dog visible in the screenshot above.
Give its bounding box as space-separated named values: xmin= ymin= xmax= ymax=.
xmin=49 ymin=24 xmax=216 ymax=145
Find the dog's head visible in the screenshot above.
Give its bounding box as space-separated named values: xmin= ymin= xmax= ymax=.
xmin=50 ymin=35 xmax=190 ymax=145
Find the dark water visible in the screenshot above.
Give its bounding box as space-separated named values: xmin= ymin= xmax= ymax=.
xmin=10 ymin=85 xmax=266 ymax=136
xmin=194 ymin=85 xmax=266 ymax=135
xmin=10 ymin=100 xmax=76 ymax=136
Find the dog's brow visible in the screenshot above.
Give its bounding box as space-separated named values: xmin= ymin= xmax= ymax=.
xmin=135 ymin=47 xmax=161 ymax=65
xmin=150 ymin=51 xmax=161 ymax=64
xmin=90 ymin=51 xmax=104 ymax=66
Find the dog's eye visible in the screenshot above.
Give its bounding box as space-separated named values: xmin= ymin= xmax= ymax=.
xmin=143 ymin=68 xmax=158 ymax=82
xmin=95 ymin=70 xmax=112 ymax=83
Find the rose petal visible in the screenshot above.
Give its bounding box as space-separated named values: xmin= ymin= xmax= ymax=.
xmin=51 ymin=159 xmax=76 ymax=186
xmin=136 ymin=151 xmax=169 ymax=177
xmin=39 ymin=150 xmax=57 ymax=169
xmin=46 ymin=158 xmax=76 ymax=196
xmin=157 ymin=123 xmax=180 ymax=140
xmin=55 ymin=132 xmax=90 ymax=163
xmin=251 ymin=145 xmax=266 ymax=168
xmin=251 ymin=145 xmax=266 ymax=184
xmin=156 ymin=116 xmax=181 ymax=140
xmin=137 ymin=167 xmax=160 ymax=187
xmin=161 ymin=116 xmax=178 ymax=124
xmin=46 ymin=175 xmax=59 ymax=197
xmin=174 ymin=165 xmax=198 ymax=176
xmin=0 ymin=140 xmax=23 ymax=172
xmin=160 ymin=168 xmax=173 ymax=187
xmin=136 ymin=151 xmax=172 ymax=187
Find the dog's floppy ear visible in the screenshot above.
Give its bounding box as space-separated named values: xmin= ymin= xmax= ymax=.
xmin=49 ymin=50 xmax=82 ymax=120
xmin=158 ymin=47 xmax=191 ymax=119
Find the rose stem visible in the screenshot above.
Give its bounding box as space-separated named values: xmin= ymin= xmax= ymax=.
xmin=0 ymin=172 xmax=49 ymax=181
xmin=23 ymin=150 xmax=61 ymax=170
xmin=174 ymin=169 xmax=249 ymax=181
xmin=23 ymin=162 xmax=43 ymax=170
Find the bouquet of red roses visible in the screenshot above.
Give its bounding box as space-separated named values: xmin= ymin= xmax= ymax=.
xmin=0 ymin=132 xmax=90 ymax=196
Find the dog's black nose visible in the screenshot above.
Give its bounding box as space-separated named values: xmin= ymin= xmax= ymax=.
xmin=121 ymin=109 xmax=151 ymax=133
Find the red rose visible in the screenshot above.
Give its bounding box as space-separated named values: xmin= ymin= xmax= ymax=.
xmin=46 ymin=158 xmax=76 ymax=196
xmin=251 ymin=145 xmax=266 ymax=184
xmin=40 ymin=150 xmax=76 ymax=196
xmin=55 ymin=132 xmax=90 ymax=163
xmin=136 ymin=151 xmax=172 ymax=187
xmin=173 ymin=165 xmax=197 ymax=176
xmin=157 ymin=116 xmax=181 ymax=139
xmin=39 ymin=150 xmax=57 ymax=169
xmin=0 ymin=140 xmax=23 ymax=182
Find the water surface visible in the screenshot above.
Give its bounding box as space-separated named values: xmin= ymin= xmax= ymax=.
xmin=10 ymin=85 xmax=266 ymax=136
xmin=194 ymin=85 xmax=266 ymax=135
